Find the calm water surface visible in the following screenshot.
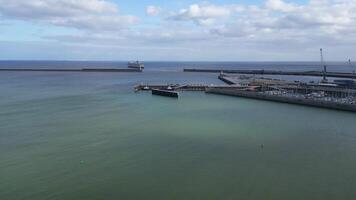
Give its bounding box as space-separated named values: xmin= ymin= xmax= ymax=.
xmin=0 ymin=62 xmax=356 ymax=200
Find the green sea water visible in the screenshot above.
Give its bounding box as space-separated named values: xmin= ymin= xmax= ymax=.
xmin=1 ymin=70 xmax=356 ymax=200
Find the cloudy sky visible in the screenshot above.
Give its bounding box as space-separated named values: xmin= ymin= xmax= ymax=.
xmin=0 ymin=0 xmax=355 ymax=61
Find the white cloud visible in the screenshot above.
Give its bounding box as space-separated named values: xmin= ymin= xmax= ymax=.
xmin=146 ymin=6 xmax=161 ymax=16
xmin=0 ymin=0 xmax=139 ymax=31
xmin=210 ymin=0 xmax=356 ymax=38
xmin=2 ymin=0 xmax=356 ymax=60
xmin=265 ymin=0 xmax=300 ymax=12
xmin=170 ymin=4 xmax=232 ymax=25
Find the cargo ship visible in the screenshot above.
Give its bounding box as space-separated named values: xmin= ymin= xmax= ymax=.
xmin=128 ymin=61 xmax=144 ymax=70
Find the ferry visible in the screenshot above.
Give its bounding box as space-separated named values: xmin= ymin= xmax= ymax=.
xmin=128 ymin=61 xmax=144 ymax=70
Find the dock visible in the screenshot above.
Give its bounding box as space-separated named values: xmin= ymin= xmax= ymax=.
xmin=184 ymin=68 xmax=356 ymax=79
xmin=206 ymin=88 xmax=356 ymax=112
xmin=134 ymin=84 xmax=246 ymax=92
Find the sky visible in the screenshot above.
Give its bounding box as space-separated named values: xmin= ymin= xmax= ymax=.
xmin=0 ymin=0 xmax=355 ymax=61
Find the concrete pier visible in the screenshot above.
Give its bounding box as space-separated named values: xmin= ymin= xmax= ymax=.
xmin=134 ymin=84 xmax=245 ymax=92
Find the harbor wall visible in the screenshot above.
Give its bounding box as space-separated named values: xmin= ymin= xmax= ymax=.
xmin=0 ymin=68 xmax=142 ymax=73
xmin=206 ymin=88 xmax=356 ymax=112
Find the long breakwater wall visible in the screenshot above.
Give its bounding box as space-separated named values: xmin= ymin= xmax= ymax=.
xmin=0 ymin=68 xmax=142 ymax=73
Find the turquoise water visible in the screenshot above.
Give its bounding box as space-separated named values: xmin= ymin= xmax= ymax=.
xmin=1 ymin=66 xmax=356 ymax=200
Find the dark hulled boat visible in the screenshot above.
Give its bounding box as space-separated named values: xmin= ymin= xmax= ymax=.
xmin=152 ymin=89 xmax=179 ymax=98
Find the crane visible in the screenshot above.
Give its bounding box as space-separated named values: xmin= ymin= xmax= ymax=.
xmin=349 ymin=59 xmax=355 ymax=81
xmin=320 ymin=48 xmax=328 ymax=83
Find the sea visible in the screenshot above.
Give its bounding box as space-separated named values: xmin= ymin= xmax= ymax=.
xmin=0 ymin=61 xmax=355 ymax=200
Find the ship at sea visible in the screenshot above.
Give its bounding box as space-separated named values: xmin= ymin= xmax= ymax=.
xmin=128 ymin=61 xmax=144 ymax=70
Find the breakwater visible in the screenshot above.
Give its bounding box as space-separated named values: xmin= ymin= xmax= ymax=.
xmin=0 ymin=68 xmax=142 ymax=73
xmin=206 ymin=88 xmax=356 ymax=112
xmin=184 ymin=68 xmax=356 ymax=79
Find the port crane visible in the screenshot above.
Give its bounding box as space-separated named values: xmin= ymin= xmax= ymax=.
xmin=349 ymin=59 xmax=355 ymax=81
xmin=320 ymin=48 xmax=328 ymax=83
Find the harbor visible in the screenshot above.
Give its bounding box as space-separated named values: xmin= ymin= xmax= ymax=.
xmin=4 ymin=1 xmax=356 ymax=199
xmin=136 ymin=50 xmax=356 ymax=112
xmin=135 ymin=73 xmax=356 ymax=112
xmin=2 ymin=59 xmax=356 ymax=200
xmin=3 ymin=64 xmax=356 ymax=200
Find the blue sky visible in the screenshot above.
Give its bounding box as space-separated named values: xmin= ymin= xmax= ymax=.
xmin=0 ymin=0 xmax=355 ymax=61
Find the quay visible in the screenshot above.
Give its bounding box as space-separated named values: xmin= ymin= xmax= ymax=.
xmin=184 ymin=68 xmax=356 ymax=79
xmin=218 ymin=74 xmax=356 ymax=97
xmin=206 ymin=88 xmax=356 ymax=112
xmin=0 ymin=68 xmax=142 ymax=73
xmin=135 ymin=82 xmax=356 ymax=98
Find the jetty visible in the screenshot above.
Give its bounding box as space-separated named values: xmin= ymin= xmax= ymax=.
xmin=184 ymin=68 xmax=356 ymax=79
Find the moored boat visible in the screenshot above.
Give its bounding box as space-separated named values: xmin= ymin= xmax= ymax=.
xmin=152 ymin=89 xmax=179 ymax=98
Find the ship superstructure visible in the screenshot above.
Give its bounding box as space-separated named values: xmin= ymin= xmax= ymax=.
xmin=128 ymin=61 xmax=144 ymax=70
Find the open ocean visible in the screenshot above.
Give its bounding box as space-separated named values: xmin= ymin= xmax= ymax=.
xmin=1 ymin=61 xmax=356 ymax=200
